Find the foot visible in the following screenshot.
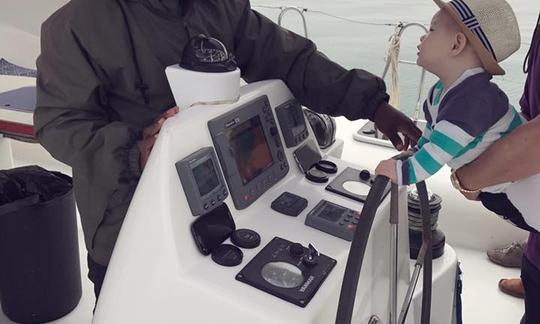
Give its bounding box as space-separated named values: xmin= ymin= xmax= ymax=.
xmin=498 ymin=278 xmax=524 ymax=298
xmin=487 ymin=241 xmax=525 ymax=268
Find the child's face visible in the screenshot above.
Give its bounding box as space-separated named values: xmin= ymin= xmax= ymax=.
xmin=417 ymin=10 xmax=459 ymax=74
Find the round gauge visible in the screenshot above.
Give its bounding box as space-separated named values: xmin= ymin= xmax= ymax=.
xmin=261 ymin=262 xmax=304 ymax=289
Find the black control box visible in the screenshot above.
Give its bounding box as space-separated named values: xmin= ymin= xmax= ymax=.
xmin=304 ymin=200 xmax=361 ymax=241
xmin=236 ymin=237 xmax=336 ymax=307
xmin=271 ymin=192 xmax=308 ymax=216
xmin=275 ymin=99 xmax=309 ymax=148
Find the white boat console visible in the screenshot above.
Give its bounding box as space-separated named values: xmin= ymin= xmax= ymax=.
xmin=93 ymin=79 xmax=458 ymax=324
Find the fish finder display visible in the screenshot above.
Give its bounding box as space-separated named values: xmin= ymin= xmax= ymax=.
xmin=176 ymin=147 xmax=228 ymax=216
xmin=192 ymin=158 xmax=220 ymax=196
xmin=275 ymin=100 xmax=309 ymax=148
xmin=208 ymin=95 xmax=289 ymax=210
xmin=290 ymin=108 xmax=305 ymax=137
xmin=227 ymin=116 xmax=274 ymax=185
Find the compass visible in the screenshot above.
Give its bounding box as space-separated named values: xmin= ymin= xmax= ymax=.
xmin=179 ymin=34 xmax=237 ymax=73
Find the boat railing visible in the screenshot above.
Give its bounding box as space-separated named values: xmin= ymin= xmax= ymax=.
xmin=353 ymin=22 xmax=429 ymax=147
xmin=277 ymin=6 xmax=309 ymax=38
xmin=382 ymin=22 xmax=429 ymax=122
xmin=270 ymin=5 xmax=429 ymax=148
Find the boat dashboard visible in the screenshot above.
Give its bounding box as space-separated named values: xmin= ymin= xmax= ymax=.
xmin=92 ymin=80 xmax=455 ymax=324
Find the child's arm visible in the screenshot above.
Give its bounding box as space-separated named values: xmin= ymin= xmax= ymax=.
xmin=375 ymin=120 xmax=432 ymax=183
xmin=417 ymin=98 xmax=434 ymax=150
xmin=416 ymin=121 xmax=432 ymax=149
xmin=392 ymin=86 xmax=521 ymax=186
xmin=397 ymin=120 xmax=477 ymax=185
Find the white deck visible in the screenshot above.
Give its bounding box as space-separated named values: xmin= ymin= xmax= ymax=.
xmin=0 ymin=75 xmax=527 ymax=323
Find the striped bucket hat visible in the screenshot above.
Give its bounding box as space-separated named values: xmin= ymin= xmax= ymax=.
xmin=434 ymin=0 xmax=521 ymax=75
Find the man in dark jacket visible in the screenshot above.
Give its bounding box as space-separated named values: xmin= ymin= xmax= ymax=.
xmin=34 ymin=0 xmax=421 ymax=300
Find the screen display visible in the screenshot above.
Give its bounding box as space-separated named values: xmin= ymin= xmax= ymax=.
xmin=192 ymin=158 xmax=220 ymax=196
xmin=227 ymin=116 xmax=274 ymax=185
xmin=291 ymin=107 xmax=306 ymax=137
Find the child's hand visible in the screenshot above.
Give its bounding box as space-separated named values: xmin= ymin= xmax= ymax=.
xmin=375 ymin=159 xmax=398 ymax=183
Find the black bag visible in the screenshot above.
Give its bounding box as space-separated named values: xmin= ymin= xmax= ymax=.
xmin=0 ymin=165 xmax=81 ymax=324
xmin=0 ymin=165 xmax=71 ymax=206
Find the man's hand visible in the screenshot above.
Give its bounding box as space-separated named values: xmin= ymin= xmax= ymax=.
xmin=374 ymin=102 xmax=422 ymax=151
xmin=138 ymin=106 xmax=180 ymax=170
xmin=375 ymin=159 xmax=398 ymax=183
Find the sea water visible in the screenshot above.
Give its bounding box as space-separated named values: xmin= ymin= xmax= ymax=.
xmin=252 ymin=0 xmax=538 ymax=118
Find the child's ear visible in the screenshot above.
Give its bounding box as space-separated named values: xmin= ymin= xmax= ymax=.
xmin=451 ymin=32 xmax=468 ymax=56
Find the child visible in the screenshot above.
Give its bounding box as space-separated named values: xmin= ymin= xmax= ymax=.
xmin=436 ymin=12 xmax=540 ymax=324
xmin=375 ymin=0 xmax=534 ymax=231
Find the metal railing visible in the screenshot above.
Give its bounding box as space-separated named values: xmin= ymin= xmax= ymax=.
xmin=277 ymin=6 xmax=309 ymax=38
xmin=381 ymin=22 xmax=429 ymax=122
xmin=369 ymin=22 xmax=429 ymax=142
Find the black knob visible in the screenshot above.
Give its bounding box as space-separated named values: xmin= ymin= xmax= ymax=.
xmin=289 ymin=243 xmax=305 ymax=258
xmin=359 ymin=169 xmax=371 ymax=181
xmin=270 ymin=126 xmax=278 ymax=136
xmin=302 ymin=244 xmax=319 ymax=267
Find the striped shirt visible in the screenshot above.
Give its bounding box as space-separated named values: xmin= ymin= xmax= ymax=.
xmin=396 ymin=68 xmax=524 ymax=192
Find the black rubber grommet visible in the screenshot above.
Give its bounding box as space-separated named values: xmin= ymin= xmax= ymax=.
xmin=305 ymin=167 xmax=329 ymax=183
xmin=315 ymin=160 xmax=338 ymax=174
xmin=211 ymin=244 xmax=243 ymax=267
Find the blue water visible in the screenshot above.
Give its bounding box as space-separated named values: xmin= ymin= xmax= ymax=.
xmin=252 ymin=0 xmax=538 ymax=118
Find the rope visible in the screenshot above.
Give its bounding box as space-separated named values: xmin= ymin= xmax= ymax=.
xmin=386 ymin=32 xmax=401 ymax=108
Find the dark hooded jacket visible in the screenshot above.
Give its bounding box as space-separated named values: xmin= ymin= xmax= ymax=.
xmin=34 ymin=0 xmax=389 ymax=265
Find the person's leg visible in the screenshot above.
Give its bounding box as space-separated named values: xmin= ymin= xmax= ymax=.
xmin=520 ymin=256 xmax=540 ymax=324
xmin=487 ymin=241 xmax=525 ymax=268
xmin=87 ymin=254 xmax=108 ymax=307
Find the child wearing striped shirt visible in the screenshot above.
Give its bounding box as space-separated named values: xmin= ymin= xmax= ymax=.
xmin=376 ymin=0 xmax=528 ymax=228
